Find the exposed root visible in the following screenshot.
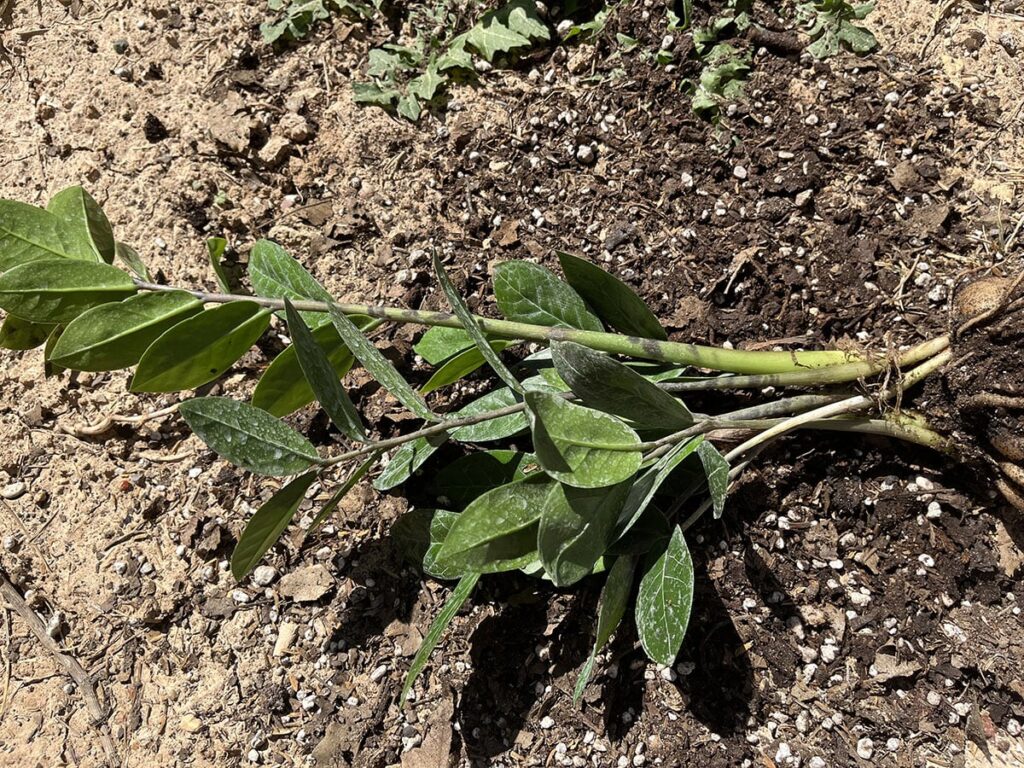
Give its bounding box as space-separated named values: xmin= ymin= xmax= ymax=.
xmin=961 ymin=393 xmax=1024 ymax=411
xmin=997 ymin=478 xmax=1024 ymax=515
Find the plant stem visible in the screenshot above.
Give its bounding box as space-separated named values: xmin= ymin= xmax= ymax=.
xmin=134 ymin=280 xmax=876 ymax=375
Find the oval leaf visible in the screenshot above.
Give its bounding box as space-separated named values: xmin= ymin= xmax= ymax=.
xmin=697 ymin=441 xmax=729 ymax=519
xmin=50 ymin=291 xmax=202 ymax=371
xmin=0 ymin=201 xmax=76 ymax=271
xmin=551 ymin=341 xmax=693 ymax=430
xmin=414 ymin=326 xmax=474 ymax=365
xmin=525 ymin=391 xmax=642 ymax=488
xmin=493 ymin=261 xmax=603 ymax=331
xmin=0 ymin=260 xmax=136 ymax=324
xmin=231 ymin=471 xmax=318 ymax=581
xmin=131 ymin=301 xmax=270 ymax=392
xmin=0 ymin=315 xmax=53 ymax=351
xmin=614 ymin=436 xmax=704 ymax=540
xmin=249 ymin=240 xmax=332 ymax=327
xmin=420 ymin=341 xmax=512 ymax=395
xmin=635 ymin=526 xmax=694 ymax=666
xmin=46 ymin=186 xmax=115 ymax=263
xmin=431 ymin=450 xmax=536 ymax=508
xmin=179 ymin=396 xmax=321 ymax=476
xmin=449 ymin=387 xmax=528 ymax=442
xmin=557 ymin=252 xmax=667 ymax=339
xmin=284 ymin=299 xmax=365 ymax=441
xmin=573 ymin=554 xmax=637 ymax=703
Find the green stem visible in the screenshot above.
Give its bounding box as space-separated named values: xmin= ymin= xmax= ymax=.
xmin=134 ymin=280 xmax=883 ymax=375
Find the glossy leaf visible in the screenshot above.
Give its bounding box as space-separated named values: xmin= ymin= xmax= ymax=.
xmin=433 ymin=250 xmax=521 ymax=392
xmin=50 ymin=291 xmax=202 ymax=371
xmin=373 ymin=434 xmax=448 ymax=491
xmin=0 ymin=315 xmax=53 ymax=350
xmin=525 ymin=391 xmax=642 ymax=489
xmin=0 ymin=260 xmax=136 ymax=324
xmin=551 ymin=341 xmax=693 ymax=430
xmin=697 ymin=442 xmax=729 ymax=518
xmin=539 ymin=481 xmax=631 ymax=587
xmin=114 ymin=241 xmax=151 ymax=281
xmin=573 ymin=554 xmax=637 ymax=703
xmin=46 ymin=186 xmax=115 ymax=263
xmin=0 ymin=201 xmax=76 ymax=271
xmin=179 ymin=396 xmax=321 ymax=476
xmin=431 ymin=450 xmax=536 ymax=507
xmin=557 ymin=252 xmax=667 ymax=339
xmin=132 ymin=302 xmax=269 ymax=392
xmin=615 ymin=437 xmax=704 ymax=539
xmin=420 ymin=341 xmax=512 ymax=395
xmin=249 ymin=239 xmax=333 ymax=327
xmin=493 ymin=261 xmax=603 ymax=331
xmin=449 ymin=387 xmax=528 ymax=442
xmin=231 ymin=471 xmax=318 ymax=581
xmin=329 ymin=304 xmax=437 ymax=422
xmin=251 ymin=316 xmax=375 ymax=417
xmin=401 ymin=573 xmax=479 ymax=699
xmin=433 ymin=477 xmax=551 ymax=574
xmin=284 ymin=299 xmax=365 ymax=441
xmin=414 ymin=326 xmax=474 ymax=365
xmin=306 ymin=451 xmax=381 ymax=534
xmin=635 ymin=526 xmax=694 ymax=666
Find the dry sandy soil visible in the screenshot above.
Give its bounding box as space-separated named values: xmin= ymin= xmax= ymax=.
xmin=1 ymin=1 xmax=1024 ymax=767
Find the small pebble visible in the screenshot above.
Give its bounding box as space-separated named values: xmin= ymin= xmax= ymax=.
xmin=856 ymin=737 xmax=874 ymax=760
xmin=918 ymin=554 xmax=935 ymax=568
xmin=733 ymin=165 xmax=748 ymax=180
xmin=775 ymin=742 xmax=791 ymax=762
xmin=231 ymin=589 xmax=251 ymax=604
xmin=926 ymin=501 xmax=942 ymax=519
xmin=2 ymin=534 xmax=18 ymax=552
xmin=808 ymin=758 xmax=826 ymax=768
xmin=252 ymin=565 xmax=278 ymax=587
xmin=113 ymin=39 xmax=129 ymax=54
xmin=575 ymin=144 xmax=595 ymax=164
xmin=369 ymin=664 xmax=388 ymax=682
xmin=540 ymin=716 xmax=555 ymax=730
xmin=247 ymin=749 xmax=261 ymax=763
xmin=884 ymin=91 xmax=900 ymax=104
xmin=1 ymin=482 xmax=26 ymax=500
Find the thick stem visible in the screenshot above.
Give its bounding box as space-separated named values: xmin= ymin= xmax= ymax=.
xmin=134 ymin=280 xmax=870 ymax=375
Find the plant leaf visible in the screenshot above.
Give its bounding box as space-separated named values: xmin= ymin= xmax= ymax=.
xmin=573 ymin=554 xmax=636 ymax=703
xmin=373 ymin=434 xmax=449 ymax=491
xmin=539 ymin=481 xmax=631 ymax=587
xmin=0 ymin=315 xmax=53 ymax=350
xmin=249 ymin=240 xmax=333 ymax=327
xmin=131 ymin=301 xmax=271 ymax=392
xmin=230 ymin=471 xmax=318 ymax=581
xmin=431 ymin=450 xmax=536 ymax=508
xmin=207 ymin=237 xmax=232 ymax=293
xmin=551 ymin=341 xmax=693 ymax=430
xmin=0 ymin=201 xmax=78 ymax=271
xmin=493 ymin=261 xmax=603 ymax=331
xmin=433 ymin=251 xmax=521 ymax=393
xmin=46 ymin=186 xmax=115 ymax=263
xmin=0 ymin=260 xmax=136 ymax=324
xmin=465 ymin=0 xmax=550 ymax=61
xmin=179 ymin=396 xmax=321 ymax=476
xmin=614 ymin=437 xmax=704 ymax=539
xmin=420 ymin=341 xmax=513 ymax=395
xmin=557 ymin=252 xmax=666 ymax=339
xmin=414 ymin=326 xmax=474 ymax=365
xmin=50 ymin=291 xmax=202 ymax=371
xmin=251 ymin=316 xmax=376 ymax=417
xmin=391 ymin=508 xmax=463 ymax=580
xmin=433 ymin=477 xmax=551 ymax=573
xmin=328 ymin=304 xmax=437 ymax=422
xmin=114 ymin=242 xmax=151 ymax=281
xmin=401 ymin=573 xmax=479 ymax=700
xmin=284 ymin=299 xmax=366 ymax=442
xmin=635 ymin=526 xmax=694 ymax=666
xmin=697 ymin=441 xmax=729 ymax=518
xmin=449 ymin=386 xmax=528 ymax=441
xmin=525 ymin=391 xmax=642 ymax=489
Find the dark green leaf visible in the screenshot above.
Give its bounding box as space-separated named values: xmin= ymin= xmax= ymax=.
xmin=231 ymin=471 xmax=318 ymax=581
xmin=207 ymin=237 xmax=232 ymax=293
xmin=414 ymin=326 xmax=474 ymax=365
xmin=539 ymin=481 xmax=630 ymax=587
xmin=249 ymin=240 xmax=333 ymax=327
xmin=251 ymin=316 xmax=376 ymax=417
xmin=433 ymin=477 xmax=551 ymax=573
xmin=433 ymin=251 xmax=522 ymax=392
xmin=615 ymin=437 xmax=704 ymax=539
xmin=284 ymin=299 xmax=365 ymax=442
xmin=493 ymin=261 xmax=603 ymax=331
xmin=420 ymin=341 xmax=513 ymax=395
xmin=391 ymin=508 xmax=463 ymax=580
xmin=449 ymin=387 xmax=528 ymax=442
xmin=573 ymin=554 xmax=636 ymax=703
xmin=114 ymin=242 xmax=151 ymax=281
xmin=46 ymin=186 xmax=115 ymax=263
xmin=526 ymin=391 xmax=642 ymax=489
xmin=635 ymin=526 xmax=694 ymax=666
xmin=557 ymin=252 xmax=666 ymax=339
xmin=431 ymin=450 xmax=536 ymax=507
xmin=401 ymin=573 xmax=479 ymax=699
xmin=131 ymin=301 xmax=270 ymax=392
xmin=0 ymin=315 xmax=53 ymax=350
xmin=0 ymin=201 xmax=76 ymax=271
xmin=373 ymin=433 xmax=449 ymax=491
xmin=697 ymin=441 xmax=729 ymax=518
xmin=50 ymin=291 xmax=202 ymax=371
xmin=179 ymin=396 xmax=321 ymax=476
xmin=0 ymin=260 xmax=136 ymax=324
xmin=328 ymin=304 xmax=437 ymax=422
xmin=551 ymin=341 xmax=693 ymax=430
xmin=465 ymin=0 xmax=550 ymax=61
xmin=43 ymin=325 xmax=64 ymax=378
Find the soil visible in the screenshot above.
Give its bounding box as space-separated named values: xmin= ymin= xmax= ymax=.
xmin=2 ymin=1 xmax=1024 ymax=767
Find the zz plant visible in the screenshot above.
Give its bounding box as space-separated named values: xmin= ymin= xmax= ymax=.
xmin=0 ymin=187 xmax=1019 ymax=701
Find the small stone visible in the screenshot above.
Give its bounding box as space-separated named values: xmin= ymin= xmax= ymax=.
xmin=886 ymin=737 xmax=901 ymax=751
xmin=252 ymin=565 xmax=278 ymax=587
xmin=1 ymin=482 xmax=26 ymax=500
xmin=113 ymin=560 xmax=128 ymax=575
xmin=575 ymin=144 xmax=595 ymax=164
xmin=829 ymin=559 xmax=844 ymax=570
xmin=733 ymin=165 xmax=748 ymax=180
xmin=540 ymin=716 xmax=555 ymax=730
xmin=2 ymin=535 xmax=18 ymax=552
xmin=884 ymin=91 xmax=900 ymax=104
xmin=248 ymin=748 xmax=261 ymax=763
xmin=926 ymin=501 xmax=942 ymax=519
xmin=278 ymin=113 xmax=314 ymax=143
xmin=369 ymin=664 xmax=388 ymax=682
xmin=113 ymin=66 xmax=133 ymax=82
xmin=274 ymin=622 xmax=299 ymax=656
xmin=808 ymin=758 xmax=826 ymax=768
xmin=140 ymin=562 xmax=154 ymax=575
xmin=180 ymin=714 xmax=203 ymax=733
xmin=1007 ymin=718 xmax=1021 ymax=736
xmin=258 ymin=136 xmax=292 ymax=168
xmin=775 ymin=742 xmax=792 ymax=762
xmin=231 ymin=589 xmax=251 ymax=604
xmin=918 ymin=553 xmax=935 ymax=568
xmin=113 ymin=39 xmax=130 ymax=54
xmin=278 ymin=564 xmax=334 ymax=602
xmin=856 ymin=738 xmax=873 ymax=760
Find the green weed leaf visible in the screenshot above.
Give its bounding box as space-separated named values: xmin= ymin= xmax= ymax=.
xmin=114 ymin=242 xmax=151 ymax=281
xmin=420 ymin=341 xmax=513 ymax=395
xmin=415 ymin=326 xmax=475 ymax=365
xmin=231 ymin=471 xmax=318 ymax=581
xmin=466 ymin=0 xmax=550 ymax=61
xmin=373 ymin=434 xmax=449 ymax=491
xmin=697 ymin=441 xmax=729 ymax=518
xmin=0 ymin=315 xmax=53 ymax=351
xmin=249 ymin=240 xmax=333 ymax=327
xmin=0 ymin=201 xmax=81 ymax=271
